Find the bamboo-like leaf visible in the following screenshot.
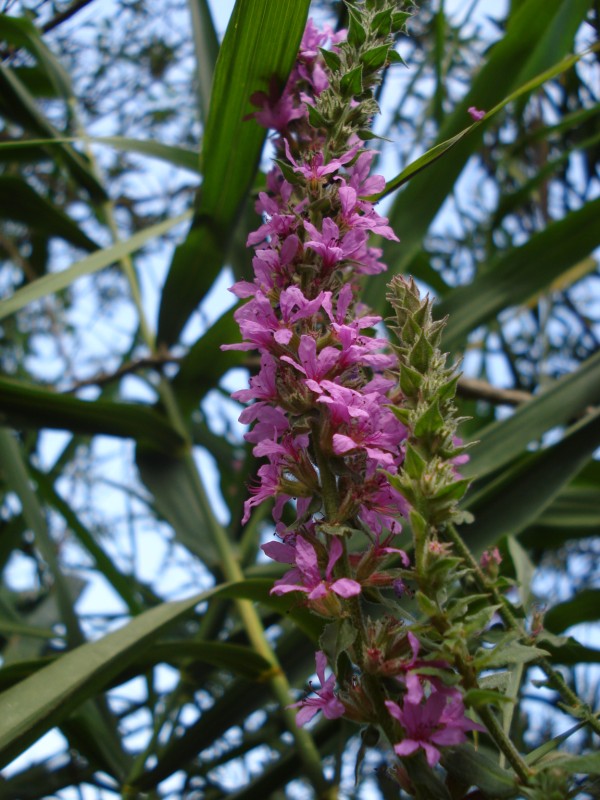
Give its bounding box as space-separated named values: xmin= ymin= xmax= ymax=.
xmin=136 ymin=449 xmax=221 ymax=566
xmin=0 ymin=135 xmax=201 ymax=172
xmin=371 ymin=45 xmax=599 ymax=202
xmin=0 ymin=176 xmax=98 ymax=251
xmin=0 ymin=587 xmax=222 ymax=768
xmin=437 ymin=197 xmax=600 ymax=351
xmin=157 ymin=0 xmax=311 ymax=346
xmin=0 ymin=430 xmax=84 ymax=648
xmin=131 ymin=625 xmax=320 ymax=792
xmin=364 ymin=0 xmax=593 ymax=309
xmin=32 ymin=467 xmax=149 ymax=615
xmin=442 ymin=745 xmax=517 ymax=799
xmin=463 ymin=410 xmax=600 ymax=554
xmin=0 ymin=377 xmax=185 ymax=454
xmin=188 ymin=0 xmax=220 ymax=123
xmin=464 ymin=348 xmax=600 ymax=479
xmin=520 ymin=483 xmax=600 ymax=550
xmin=0 ymin=578 xmax=318 ymax=788
xmin=0 ymin=65 xmax=106 ymax=201
xmin=172 ymin=304 xmax=244 ymax=413
xmin=0 ymin=210 xmax=191 ymax=322
xmin=543 ymin=590 xmax=600 ymax=634
xmin=0 ymin=15 xmax=73 ymax=98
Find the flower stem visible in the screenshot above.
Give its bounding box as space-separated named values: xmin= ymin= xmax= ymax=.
xmin=444 ymin=523 xmax=600 ymax=739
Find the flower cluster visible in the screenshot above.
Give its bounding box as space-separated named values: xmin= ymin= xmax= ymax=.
xmin=224 ymin=2 xmax=486 ymax=786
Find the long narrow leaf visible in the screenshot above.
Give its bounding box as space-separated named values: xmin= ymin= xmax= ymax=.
xmin=371 ymin=44 xmax=599 ymax=202
xmin=0 ymin=430 xmax=83 ymax=647
xmin=157 ymin=0 xmax=311 ymax=346
xmin=364 ymin=0 xmax=593 ymax=309
xmin=0 ymin=211 xmax=191 ymax=322
xmin=463 ymin=410 xmax=600 ymax=553
xmin=0 ymin=588 xmax=216 ymax=768
xmin=464 ymin=348 xmax=600 ymax=479
xmin=437 ymin=197 xmax=600 ymax=351
xmin=188 ymin=0 xmax=220 ymax=123
xmin=0 ymin=377 xmax=185 ymax=454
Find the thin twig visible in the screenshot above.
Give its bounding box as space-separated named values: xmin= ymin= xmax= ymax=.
xmin=65 ymin=353 xmax=182 ymax=392
xmin=457 ymin=376 xmax=532 ymax=406
xmin=42 ymin=0 xmax=98 ymax=34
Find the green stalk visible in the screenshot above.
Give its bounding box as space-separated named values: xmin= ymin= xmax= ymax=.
xmin=444 ymin=523 xmax=600 ymax=739
xmin=311 ymin=425 xmax=399 ymax=750
xmin=183 ymin=454 xmax=332 ymax=797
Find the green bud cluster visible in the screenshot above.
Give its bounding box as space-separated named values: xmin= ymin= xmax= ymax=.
xmin=385 ymin=276 xmax=471 ymax=557
xmin=312 ymin=0 xmax=411 ymax=156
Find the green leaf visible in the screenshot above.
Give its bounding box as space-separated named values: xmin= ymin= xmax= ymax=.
xmin=0 ymin=377 xmax=185 ymax=454
xmin=135 ymin=449 xmax=220 ymax=566
xmin=478 ymin=641 xmax=549 ymax=669
xmin=464 ymin=410 xmax=600 ymax=553
xmin=364 ymin=0 xmax=594 ymax=309
xmin=187 ymin=0 xmax=220 ymax=123
xmin=0 ymin=15 xmax=73 ymax=98
xmin=347 ymin=7 xmax=367 ymax=47
xmin=0 ymin=586 xmax=222 ymax=768
xmin=465 ymin=348 xmax=600 ymax=479
xmin=319 ymin=619 xmax=357 ymax=672
xmin=0 ymin=176 xmax=98 ymax=251
xmin=0 ymin=136 xmax=201 ymax=173
xmin=0 ymin=65 xmax=106 ymax=202
xmin=0 ymin=430 xmax=84 ymax=648
xmin=537 ymin=631 xmax=600 ymax=665
xmin=543 ymin=589 xmax=600 ymax=634
xmin=438 ymin=197 xmax=600 ymax=351
xmin=536 ymin=752 xmax=600 ymax=774
xmin=404 ymin=443 xmax=427 ymax=480
xmin=361 ymin=44 xmax=390 ymax=71
xmin=463 ymin=689 xmax=514 ymax=708
xmin=32 ymin=467 xmax=148 ymax=615
xmin=414 ymin=400 xmax=444 ymax=437
xmin=371 ymin=45 xmax=598 ymax=203
xmin=118 ymin=640 xmax=273 ymax=683
xmin=0 ymin=210 xmax=191 ymax=322
xmin=442 ymin=744 xmax=518 ymax=798
xmin=340 ymin=64 xmax=364 ymax=97
xmin=319 ymin=47 xmax=341 ymax=73
xmin=521 ymin=483 xmax=600 ymax=549
xmin=506 ymin=536 xmax=535 ymax=610
xmin=525 ymin=719 xmax=587 ymax=765
xmin=157 ymin=0 xmax=311 ymax=346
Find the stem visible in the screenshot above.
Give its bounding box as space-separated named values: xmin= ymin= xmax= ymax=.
xmin=311 ymin=430 xmax=399 ymax=749
xmin=444 ymin=523 xmax=600 ymax=738
xmin=477 ymin=706 xmax=533 ymax=783
xmin=184 ymin=456 xmax=332 ymax=797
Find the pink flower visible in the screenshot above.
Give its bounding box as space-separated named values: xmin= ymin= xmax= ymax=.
xmin=385 ymin=693 xmax=484 ymax=767
xmin=271 ymin=535 xmax=361 ymax=599
xmin=288 ymin=651 xmax=345 ymax=725
xmin=250 ymin=79 xmax=305 ymax=131
xmin=480 ymin=547 xmax=502 ymax=569
xmin=280 ymin=335 xmax=340 ymax=394
xmin=284 ymin=139 xmax=360 ymax=185
xmin=467 ymin=106 xmax=486 ymax=121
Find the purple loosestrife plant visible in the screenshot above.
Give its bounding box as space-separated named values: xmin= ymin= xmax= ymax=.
xmin=223 ymin=2 xmax=539 ymax=795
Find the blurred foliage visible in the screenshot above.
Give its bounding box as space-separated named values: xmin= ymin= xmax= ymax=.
xmin=0 ymin=0 xmax=598 ymax=797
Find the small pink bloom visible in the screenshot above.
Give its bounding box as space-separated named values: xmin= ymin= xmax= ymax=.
xmin=385 ymin=693 xmax=484 ymax=767
xmin=467 ymin=106 xmax=486 ymax=121
xmin=288 ymin=651 xmax=345 ymax=725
